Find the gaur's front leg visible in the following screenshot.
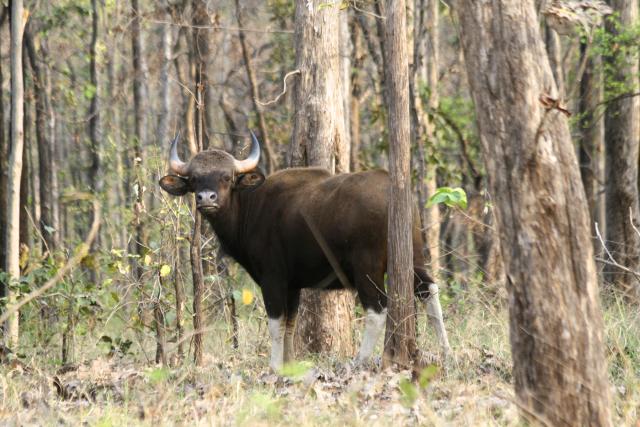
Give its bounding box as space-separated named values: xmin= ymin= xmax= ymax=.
xmin=262 ymin=284 xmax=287 ymax=371
xmin=267 ymin=316 xmax=285 ymax=371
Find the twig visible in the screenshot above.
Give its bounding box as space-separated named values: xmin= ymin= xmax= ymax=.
xmin=255 ymin=69 xmax=300 ymax=107
xmin=594 ymin=220 xmax=640 ymax=284
xmin=0 ymin=200 xmax=101 ymax=325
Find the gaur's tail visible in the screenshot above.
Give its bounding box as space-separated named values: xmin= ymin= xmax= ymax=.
xmin=414 ymin=266 xmax=435 ymax=301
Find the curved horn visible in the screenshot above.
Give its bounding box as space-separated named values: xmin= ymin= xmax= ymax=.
xmin=169 ymin=133 xmax=189 ymax=176
xmin=234 ymin=131 xmax=261 ymax=173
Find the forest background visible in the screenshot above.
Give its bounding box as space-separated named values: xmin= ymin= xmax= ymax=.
xmin=0 ymin=0 xmax=639 ymax=425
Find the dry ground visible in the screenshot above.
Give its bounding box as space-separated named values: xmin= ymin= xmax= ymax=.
xmin=0 ymin=286 xmax=638 ymax=426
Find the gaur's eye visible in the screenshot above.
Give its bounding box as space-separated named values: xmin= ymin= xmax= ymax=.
xmin=223 ymin=175 xmax=232 ymax=182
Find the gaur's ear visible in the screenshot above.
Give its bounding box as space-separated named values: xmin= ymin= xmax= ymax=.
xmin=159 ymin=175 xmax=191 ymax=196
xmin=236 ymin=169 xmax=265 ymax=190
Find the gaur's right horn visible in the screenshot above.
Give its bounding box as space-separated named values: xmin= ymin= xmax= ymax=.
xmin=233 ymin=131 xmax=261 ymax=173
xmin=169 ymin=133 xmax=189 ymax=176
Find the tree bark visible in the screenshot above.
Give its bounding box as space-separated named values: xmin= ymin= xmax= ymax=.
xmin=411 ymin=0 xmax=441 ymax=277
xmin=578 ymin=42 xmax=604 ymax=244
xmin=88 ymin=0 xmax=102 ymax=195
xmin=603 ymin=0 xmax=640 ymax=299
xmin=381 ymin=0 xmax=417 ymax=368
xmin=26 ymin=25 xmax=56 ymax=254
xmin=349 ymin=22 xmax=362 ymax=172
xmin=157 ymin=3 xmax=172 ymax=149
xmin=4 ymin=0 xmax=27 ymax=348
xmin=290 ymin=0 xmax=354 ymax=357
xmin=545 ymin=26 xmax=565 ymax=99
xmin=454 ymin=0 xmax=612 ymax=425
xmin=0 ymin=7 xmax=6 ymax=278
xmin=131 ymin=0 xmax=148 ymax=279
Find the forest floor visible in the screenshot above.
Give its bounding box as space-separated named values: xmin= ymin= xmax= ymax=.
xmin=1 ymin=286 xmax=638 ymax=426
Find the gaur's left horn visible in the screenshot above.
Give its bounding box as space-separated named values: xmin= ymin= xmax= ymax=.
xmin=233 ymin=131 xmax=261 ymax=173
xmin=169 ymin=133 xmax=189 ymax=176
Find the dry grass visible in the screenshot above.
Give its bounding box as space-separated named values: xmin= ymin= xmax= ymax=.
xmin=0 ymin=284 xmax=637 ymax=426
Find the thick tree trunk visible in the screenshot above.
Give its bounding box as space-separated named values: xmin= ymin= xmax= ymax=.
xmin=454 ymin=1 xmax=612 ymax=425
xmin=603 ymin=0 xmax=640 ymax=299
xmin=382 ymin=0 xmax=416 ymax=368
xmin=4 ymin=0 xmax=27 ymax=348
xmin=290 ymin=0 xmax=354 ymax=358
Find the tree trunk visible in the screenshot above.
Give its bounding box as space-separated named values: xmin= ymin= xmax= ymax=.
xmin=411 ymin=0 xmax=441 ymax=277
xmin=0 ymin=7 xmax=6 ymax=279
xmin=454 ymin=0 xmax=612 ymax=425
xmin=578 ymin=42 xmax=604 ymax=245
xmin=4 ymin=0 xmax=27 ymax=348
xmin=131 ymin=0 xmax=148 ymax=279
xmin=157 ymin=3 xmax=172 ymax=149
xmin=349 ymin=22 xmax=362 ymax=172
xmin=603 ymin=0 xmax=640 ymax=299
xmin=290 ymin=0 xmax=354 ymax=358
xmin=88 ymin=0 xmax=102 ymax=196
xmin=381 ymin=0 xmax=416 ymax=368
xmin=235 ymin=0 xmax=276 ymax=173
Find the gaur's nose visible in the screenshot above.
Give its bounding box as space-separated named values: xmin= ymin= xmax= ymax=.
xmin=196 ymin=191 xmax=218 ymax=204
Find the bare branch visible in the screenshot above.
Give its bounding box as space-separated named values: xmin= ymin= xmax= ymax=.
xmin=255 ymin=69 xmax=300 ymax=107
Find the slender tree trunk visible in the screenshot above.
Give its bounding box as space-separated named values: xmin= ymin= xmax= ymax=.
xmin=578 ymin=42 xmax=604 ymax=241
xmin=157 ymin=3 xmax=172 ymax=148
xmin=454 ymin=0 xmax=612 ymax=424
xmin=349 ymin=22 xmax=362 ymax=172
xmin=235 ymin=0 xmax=275 ymax=173
xmin=411 ymin=0 xmax=441 ymax=277
xmin=382 ymin=0 xmax=416 ymax=368
xmin=41 ymin=41 xmax=59 ymax=249
xmin=189 ymin=80 xmax=206 ymax=367
xmin=4 ymin=0 xmax=27 ymax=348
xmin=603 ymin=0 xmax=640 ymax=299
xmin=131 ymin=0 xmax=148 ymax=279
xmin=0 ymin=8 xmax=7 ymax=278
xmin=290 ymin=0 xmax=354 ymax=357
xmin=88 ymin=0 xmax=102 ymax=195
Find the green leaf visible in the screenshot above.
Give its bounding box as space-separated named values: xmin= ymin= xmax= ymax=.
xmin=427 ymin=187 xmax=468 ymax=210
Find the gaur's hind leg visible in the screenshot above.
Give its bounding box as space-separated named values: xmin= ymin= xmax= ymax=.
xmin=415 ymin=267 xmax=451 ymax=357
xmin=354 ymin=267 xmax=387 ymax=364
xmin=283 ymin=289 xmax=300 ymax=364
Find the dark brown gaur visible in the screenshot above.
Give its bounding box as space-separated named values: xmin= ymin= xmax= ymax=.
xmin=159 ymin=132 xmax=451 ymax=370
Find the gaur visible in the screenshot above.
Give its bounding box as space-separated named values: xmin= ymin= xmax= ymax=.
xmin=159 ymin=133 xmax=451 ymax=370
